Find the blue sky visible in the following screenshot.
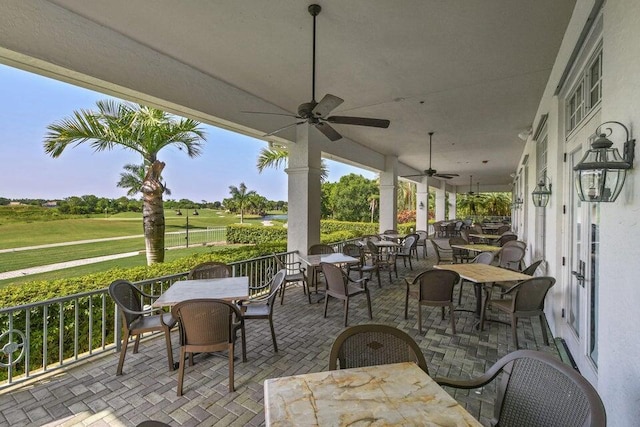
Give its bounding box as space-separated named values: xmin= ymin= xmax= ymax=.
xmin=0 ymin=64 xmax=375 ymax=202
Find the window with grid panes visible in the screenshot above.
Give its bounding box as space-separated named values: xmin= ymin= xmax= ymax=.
xmin=589 ymin=52 xmax=602 ymax=108
xmin=566 ymin=46 xmax=602 ymax=133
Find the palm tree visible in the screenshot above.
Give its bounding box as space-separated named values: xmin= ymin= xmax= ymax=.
xmin=228 ymin=182 xmax=257 ymax=223
xmin=257 ymin=144 xmax=329 ymax=181
xmin=117 ymin=163 xmax=171 ymax=197
xmin=44 ymin=100 xmax=205 ymax=264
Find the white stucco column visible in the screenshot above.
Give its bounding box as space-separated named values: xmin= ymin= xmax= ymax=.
xmin=415 ymin=178 xmax=429 ymax=231
xmin=378 ymin=156 xmax=398 ymax=233
xmin=434 ymin=180 xmax=446 ymax=221
xmin=285 ymin=124 xmax=322 ymax=256
xmin=448 ymin=190 xmax=457 ymax=220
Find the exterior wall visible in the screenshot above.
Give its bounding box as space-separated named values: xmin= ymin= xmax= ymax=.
xmin=598 ymin=0 xmax=640 ymax=424
xmin=519 ymin=0 xmax=640 ymax=424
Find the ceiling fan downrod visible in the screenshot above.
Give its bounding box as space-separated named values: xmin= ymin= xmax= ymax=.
xmin=309 ymin=4 xmax=321 ymax=103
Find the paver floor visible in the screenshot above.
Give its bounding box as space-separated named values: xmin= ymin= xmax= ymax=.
xmin=0 ymin=241 xmax=559 ymax=426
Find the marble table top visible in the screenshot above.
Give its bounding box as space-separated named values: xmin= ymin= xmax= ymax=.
xmin=451 ymin=243 xmax=501 ymax=253
xmin=299 ymin=253 xmax=359 ymax=267
xmin=435 ymin=263 xmax=530 ymax=283
xmin=151 ymin=276 xmax=249 ymax=307
xmin=264 ymin=362 xmax=482 ymax=426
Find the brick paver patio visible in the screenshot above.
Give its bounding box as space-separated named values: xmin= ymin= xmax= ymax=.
xmin=0 ymin=241 xmax=559 ymax=426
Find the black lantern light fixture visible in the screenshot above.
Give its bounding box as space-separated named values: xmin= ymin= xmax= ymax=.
xmin=574 ymin=121 xmax=635 ymax=202
xmin=532 ymin=176 xmax=552 ymax=208
xmin=419 ymin=201 xmax=425 ymax=210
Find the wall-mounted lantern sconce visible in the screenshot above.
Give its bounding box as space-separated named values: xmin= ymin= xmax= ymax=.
xmin=511 ymin=197 xmax=523 ymax=210
xmin=574 ymin=121 xmax=635 ymax=202
xmin=532 ymin=177 xmax=552 ymax=208
xmin=419 ymin=201 xmax=425 ymax=210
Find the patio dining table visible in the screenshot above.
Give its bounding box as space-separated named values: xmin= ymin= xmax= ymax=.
xmin=151 ymin=276 xmax=250 ymax=307
xmin=264 ymin=362 xmax=482 ymax=426
xmin=434 ymin=263 xmax=530 ymax=329
xmin=298 ymin=253 xmax=360 ymax=303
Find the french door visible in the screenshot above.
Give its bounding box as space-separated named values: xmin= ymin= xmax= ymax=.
xmin=563 ymin=129 xmax=599 ymax=383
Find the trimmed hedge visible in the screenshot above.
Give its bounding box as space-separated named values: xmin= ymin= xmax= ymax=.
xmin=0 ymin=243 xmax=286 ymax=308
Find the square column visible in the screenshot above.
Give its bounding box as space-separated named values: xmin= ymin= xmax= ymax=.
xmin=448 ymin=190 xmax=457 ymax=220
xmin=416 ymin=178 xmax=430 ymax=231
xmin=434 ymin=180 xmax=446 ymax=221
xmin=285 ymin=124 xmax=322 ymax=256
xmin=378 ymin=156 xmax=398 ymax=233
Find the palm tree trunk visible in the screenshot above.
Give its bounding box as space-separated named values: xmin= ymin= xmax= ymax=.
xmin=141 ymin=161 xmax=166 ymax=264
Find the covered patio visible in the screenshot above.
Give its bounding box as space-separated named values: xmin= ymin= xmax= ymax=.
xmin=0 ymin=245 xmax=559 ymax=426
xmin=3 ymin=0 xmax=640 ymax=425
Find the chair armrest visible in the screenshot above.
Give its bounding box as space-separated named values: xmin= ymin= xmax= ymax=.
xmin=136 ymin=286 xmax=163 ymax=300
xmin=434 ymin=358 xmax=506 ymax=389
xmin=117 ymin=304 xmax=162 ymax=317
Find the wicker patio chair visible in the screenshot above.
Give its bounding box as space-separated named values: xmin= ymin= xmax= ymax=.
xmin=522 ymin=259 xmax=544 ymax=276
xmin=449 ymin=236 xmax=474 ymax=263
xmin=241 ymin=269 xmax=286 ymax=353
xmin=272 ymin=254 xmax=308 ymax=304
xmin=343 ymin=243 xmax=381 ymax=288
xmin=404 ymin=269 xmax=461 ymax=334
xmin=496 ymin=224 xmax=511 ymax=235
xmin=430 ymin=239 xmax=454 ymax=264
xmin=396 ymin=234 xmax=417 ymax=270
xmin=187 ymin=261 xmax=232 ymax=279
xmin=366 ymin=240 xmax=397 ymax=281
xmin=481 ymin=276 xmax=556 ymax=348
xmin=108 ymin=280 xmax=176 ymax=376
xmin=320 ymin=262 xmax=372 ymax=326
xmin=434 ymin=349 xmax=606 ymax=427
xmin=308 ymin=244 xmax=335 ymax=254
xmin=497 ymin=233 xmax=518 ymax=247
xmin=328 ymin=324 xmax=429 ymax=374
xmin=171 ymin=298 xmax=243 ymax=395
xmin=498 ymin=245 xmax=526 ymax=271
xmin=415 ymin=230 xmax=429 ymax=259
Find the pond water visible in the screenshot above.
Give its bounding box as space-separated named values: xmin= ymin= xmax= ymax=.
xmin=262 ymin=214 xmax=288 ymax=221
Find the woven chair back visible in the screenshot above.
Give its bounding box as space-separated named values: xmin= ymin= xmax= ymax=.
xmin=188 ymin=261 xmax=232 ymax=279
xmin=415 ymin=269 xmax=460 ymax=302
xmin=109 ymin=280 xmax=142 ymax=327
xmin=512 ymin=277 xmax=555 ymax=312
xmin=309 ymin=244 xmax=335 ymax=255
xmin=329 ymin=324 xmax=428 ymax=373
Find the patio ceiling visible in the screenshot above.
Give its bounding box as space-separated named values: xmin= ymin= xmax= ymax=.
xmin=4 ymin=0 xmax=576 ymax=189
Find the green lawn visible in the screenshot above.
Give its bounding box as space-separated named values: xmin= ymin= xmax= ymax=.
xmin=0 ymin=244 xmax=244 ymax=288
xmin=0 ymin=209 xmax=266 ymax=250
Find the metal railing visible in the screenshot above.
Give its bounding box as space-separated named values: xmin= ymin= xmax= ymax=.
xmin=0 ymin=251 xmax=297 ymax=389
xmin=165 ymin=226 xmax=226 ymax=248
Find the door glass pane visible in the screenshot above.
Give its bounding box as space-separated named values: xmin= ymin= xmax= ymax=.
xmin=589 ymin=204 xmax=600 ymax=365
xmin=570 ymin=151 xmax=582 ymax=335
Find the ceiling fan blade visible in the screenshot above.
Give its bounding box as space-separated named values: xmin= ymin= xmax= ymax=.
xmin=312 ymin=94 xmax=344 ymax=118
xmin=401 ymin=174 xmax=427 ymax=178
xmin=314 ymin=122 xmax=342 ymax=141
xmin=434 ymin=173 xmax=459 ymax=179
xmin=264 ymin=121 xmax=306 ymax=137
xmin=327 ymin=116 xmax=390 ymax=128
xmin=242 ymin=110 xmax=300 ymax=118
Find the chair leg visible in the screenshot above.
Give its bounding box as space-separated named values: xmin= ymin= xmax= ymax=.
xmin=458 ymin=281 xmax=463 ymax=305
xmin=116 ymin=330 xmax=130 ymax=376
xmin=176 ymin=347 xmax=186 ymax=396
xmin=441 ymin=306 xmax=445 ymax=320
xmin=164 ymin=327 xmax=175 ymax=372
xmin=449 ymin=304 xmax=456 ymax=335
xmin=404 ymin=290 xmax=409 ymax=319
xmin=376 ymin=269 xmax=381 ymax=288
xmin=269 ymin=317 xmax=278 ymax=352
xmin=343 ymin=299 xmax=350 ymax=327
xmin=408 ymin=256 xmax=413 ymax=270
xmin=418 ymin=304 xmax=423 ymax=334
xmin=133 ymin=335 xmax=140 ymax=354
xmin=280 ymin=282 xmax=287 ymax=305
xmin=510 ymin=315 xmax=519 ymax=348
xmin=323 ymin=294 xmax=329 ymax=318
xmin=228 ymin=342 xmax=235 ymax=393
xmin=366 ymin=291 xmax=372 ymax=320
xmin=540 ymin=314 xmax=550 ymax=345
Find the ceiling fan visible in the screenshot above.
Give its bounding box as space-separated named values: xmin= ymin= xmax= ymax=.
xmin=243 ymin=4 xmax=390 ymax=141
xmin=402 ymin=132 xmax=459 ymax=180
xmin=467 ymin=175 xmax=475 ymax=196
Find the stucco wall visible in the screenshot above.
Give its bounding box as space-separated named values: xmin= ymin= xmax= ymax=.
xmin=598 ymin=0 xmax=640 ymax=425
